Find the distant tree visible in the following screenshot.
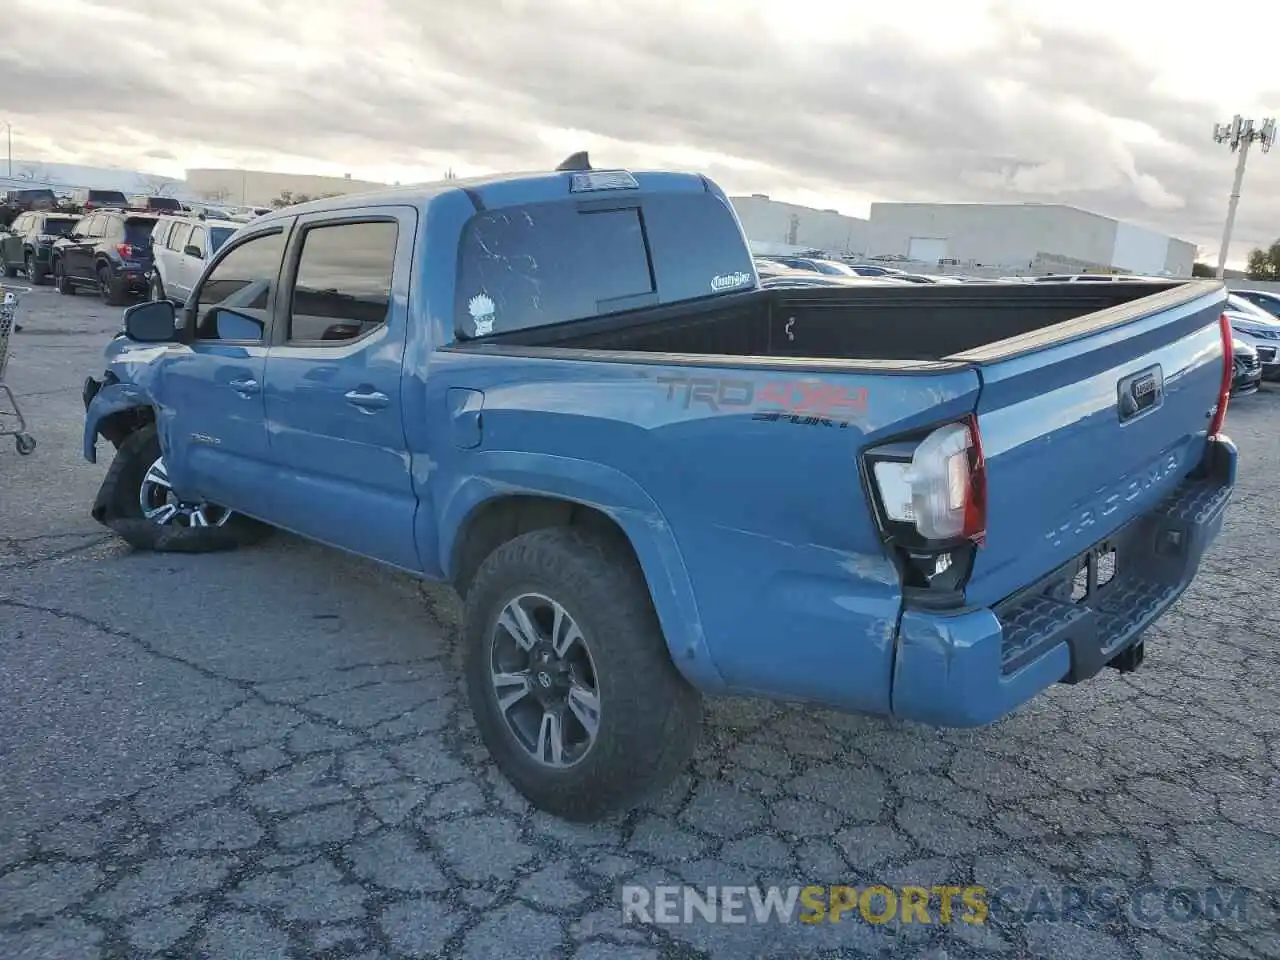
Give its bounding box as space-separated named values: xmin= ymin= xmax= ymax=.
xmin=1246 ymin=241 xmax=1280 ymax=281
xmin=138 ymin=175 xmax=176 ymax=197
xmin=444 ymin=168 xmax=458 ymax=180
xmin=270 ymin=190 xmax=296 ymax=208
xmin=1191 ymin=262 xmax=1216 ymax=278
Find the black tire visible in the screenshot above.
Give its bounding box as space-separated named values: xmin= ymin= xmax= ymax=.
xmin=2 ymin=261 xmax=17 ymax=278
xmin=26 ymin=253 xmax=47 ymax=285
xmin=54 ymin=260 xmax=75 ymax=295
xmin=462 ymin=526 xmax=703 ymax=821
xmin=91 ymin=424 xmax=272 ymax=553
xmin=98 ymin=264 xmax=126 ymax=306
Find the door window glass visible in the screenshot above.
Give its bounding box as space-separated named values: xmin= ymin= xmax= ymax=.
xmin=287 ymin=220 xmax=397 ymax=342
xmin=193 ymin=229 xmax=285 ymax=341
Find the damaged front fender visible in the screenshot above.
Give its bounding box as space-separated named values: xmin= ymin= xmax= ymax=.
xmin=83 ymin=379 xmax=156 ymax=463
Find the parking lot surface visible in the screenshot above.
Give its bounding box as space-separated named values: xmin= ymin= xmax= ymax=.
xmin=1 ymin=285 xmax=1278 ymax=960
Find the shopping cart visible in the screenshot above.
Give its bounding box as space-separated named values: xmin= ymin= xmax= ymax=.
xmin=0 ymin=283 xmax=36 ymax=455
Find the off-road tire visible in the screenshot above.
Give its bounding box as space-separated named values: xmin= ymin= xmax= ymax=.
xmin=98 ymin=265 xmax=126 ymax=306
xmin=26 ymin=252 xmax=47 ymax=285
xmin=462 ymin=526 xmax=703 ymax=821
xmin=91 ymin=424 xmax=272 ymax=552
xmin=54 ymin=260 xmax=75 ymax=295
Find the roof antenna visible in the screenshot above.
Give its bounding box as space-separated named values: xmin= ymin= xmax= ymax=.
xmin=555 ymin=151 xmax=591 ymax=172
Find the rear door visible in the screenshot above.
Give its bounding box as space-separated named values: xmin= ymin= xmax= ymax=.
xmin=956 ymin=283 xmax=1228 ymax=608
xmin=260 ymin=206 xmax=419 ymax=570
xmin=165 ymin=221 xmax=194 ymax=298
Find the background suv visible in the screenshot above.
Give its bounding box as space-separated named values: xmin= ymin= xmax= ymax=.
xmin=50 ymin=209 xmax=158 ymax=305
xmin=1 ymin=210 xmax=81 ymax=284
xmin=66 ymin=187 xmax=130 ymax=212
xmin=148 ymin=214 xmax=240 ymax=303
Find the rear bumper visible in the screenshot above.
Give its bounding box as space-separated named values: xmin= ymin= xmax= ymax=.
xmin=890 ymin=435 xmax=1236 ymax=728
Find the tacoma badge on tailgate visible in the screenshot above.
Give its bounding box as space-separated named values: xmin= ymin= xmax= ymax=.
xmin=1117 ymin=364 xmax=1163 ymax=423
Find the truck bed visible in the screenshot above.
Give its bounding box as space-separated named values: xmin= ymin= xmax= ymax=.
xmin=483 ymin=280 xmax=1192 ymax=364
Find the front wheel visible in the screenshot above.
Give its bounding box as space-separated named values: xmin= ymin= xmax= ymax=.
xmin=462 ymin=527 xmax=703 ymax=822
xmin=91 ymin=425 xmax=272 ymax=552
xmin=26 ymin=253 xmax=47 ymax=285
xmin=54 ymin=260 xmax=75 ymax=295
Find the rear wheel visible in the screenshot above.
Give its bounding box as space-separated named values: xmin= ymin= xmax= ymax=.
xmin=91 ymin=424 xmax=272 ymax=552
xmin=54 ymin=260 xmax=75 ymax=295
xmin=462 ymin=527 xmax=702 ymax=821
xmin=98 ymin=265 xmax=126 ymax=306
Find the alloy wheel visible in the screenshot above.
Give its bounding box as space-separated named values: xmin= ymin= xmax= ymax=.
xmin=488 ymin=592 xmax=601 ymax=769
xmin=138 ymin=455 xmax=233 ymax=528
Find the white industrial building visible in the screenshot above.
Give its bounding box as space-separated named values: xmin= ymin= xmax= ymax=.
xmin=729 ymin=195 xmax=1197 ymax=277
xmin=729 ymin=195 xmax=868 ymax=257
xmin=185 ymin=168 xmax=394 ymax=208
xmin=867 ymin=202 xmax=1196 ymax=277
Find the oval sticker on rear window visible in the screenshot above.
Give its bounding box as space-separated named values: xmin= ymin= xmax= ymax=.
xmin=711 ymin=271 xmax=752 ymax=292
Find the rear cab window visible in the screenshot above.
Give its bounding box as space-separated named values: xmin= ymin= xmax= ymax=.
xmin=454 ymin=191 xmax=754 ymax=338
xmin=124 ymin=218 xmax=157 ymax=247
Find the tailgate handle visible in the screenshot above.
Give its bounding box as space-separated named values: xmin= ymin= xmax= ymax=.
xmin=1117 ymin=364 xmax=1163 ymax=423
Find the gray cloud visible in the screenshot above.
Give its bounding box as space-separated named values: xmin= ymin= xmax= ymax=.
xmin=2 ymin=0 xmax=1277 ymax=261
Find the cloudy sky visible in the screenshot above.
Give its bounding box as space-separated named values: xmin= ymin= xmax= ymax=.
xmin=3 ymin=0 xmax=1279 ymax=265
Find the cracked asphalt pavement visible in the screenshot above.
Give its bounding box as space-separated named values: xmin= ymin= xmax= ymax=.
xmin=1 ymin=285 xmax=1278 ymax=960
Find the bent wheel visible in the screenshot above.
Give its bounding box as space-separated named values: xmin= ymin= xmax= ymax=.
xmin=91 ymin=425 xmax=271 ymax=552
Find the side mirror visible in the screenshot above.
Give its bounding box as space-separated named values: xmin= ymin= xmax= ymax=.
xmin=123 ymin=300 xmax=178 ymax=342
xmin=210 ymin=308 xmax=264 ymax=341
xmin=183 ymin=244 xmax=204 ymax=260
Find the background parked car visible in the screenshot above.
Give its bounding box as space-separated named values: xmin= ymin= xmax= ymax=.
xmin=65 ymin=187 xmax=130 ymax=212
xmin=0 ymin=188 xmax=60 ymax=226
xmin=148 ymin=214 xmax=241 ymax=303
xmin=128 ymin=195 xmax=184 ymax=214
xmin=0 ymin=210 xmax=80 ymax=284
xmin=1232 ymin=288 xmax=1280 ymax=319
xmin=1224 ymin=293 xmax=1280 ymax=380
xmin=50 ymin=209 xmax=159 ymax=305
xmin=1232 ymin=338 xmax=1262 ymax=395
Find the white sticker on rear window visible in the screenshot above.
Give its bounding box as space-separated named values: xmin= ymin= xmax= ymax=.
xmin=711 ymin=271 xmax=751 ymax=292
xmin=468 ymin=293 xmax=496 ymax=336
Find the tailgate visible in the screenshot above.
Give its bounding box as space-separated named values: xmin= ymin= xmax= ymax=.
xmin=955 ymin=283 xmax=1228 ymax=608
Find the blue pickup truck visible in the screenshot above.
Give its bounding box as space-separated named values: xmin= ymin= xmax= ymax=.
xmin=82 ymin=155 xmax=1237 ymax=821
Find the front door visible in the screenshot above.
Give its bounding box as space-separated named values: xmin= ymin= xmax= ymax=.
xmin=261 ymin=208 xmax=419 ymax=571
xmin=158 ymin=224 xmax=291 ymax=518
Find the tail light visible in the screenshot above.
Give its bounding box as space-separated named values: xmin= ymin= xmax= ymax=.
xmin=1208 ymin=312 xmax=1232 ymax=436
xmin=863 ymin=415 xmax=987 ymax=601
xmin=116 ymin=243 xmax=135 ymax=258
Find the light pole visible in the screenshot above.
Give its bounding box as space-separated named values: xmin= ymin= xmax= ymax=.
xmin=1212 ymin=114 xmax=1276 ymax=279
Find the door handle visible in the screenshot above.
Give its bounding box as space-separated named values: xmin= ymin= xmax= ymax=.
xmin=345 ymin=389 xmax=389 ymax=411
xmin=229 ymin=377 xmax=260 ymax=395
